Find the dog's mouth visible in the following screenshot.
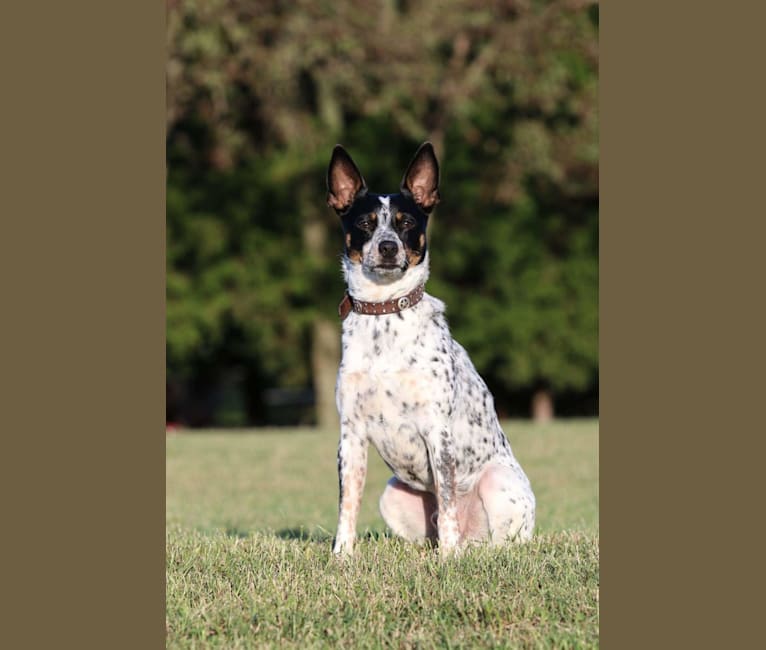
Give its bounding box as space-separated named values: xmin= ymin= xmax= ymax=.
xmin=372 ymin=261 xmax=409 ymax=274
xmin=360 ymin=260 xmax=410 ymax=283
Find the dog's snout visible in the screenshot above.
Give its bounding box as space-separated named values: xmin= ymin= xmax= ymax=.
xmin=378 ymin=240 xmax=399 ymax=259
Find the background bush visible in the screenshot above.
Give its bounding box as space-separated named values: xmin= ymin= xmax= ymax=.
xmin=166 ymin=0 xmax=599 ymax=426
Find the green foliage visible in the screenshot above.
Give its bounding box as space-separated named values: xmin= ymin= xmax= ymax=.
xmin=167 ymin=1 xmax=599 ymax=421
xmin=167 ymin=159 xmax=321 ymax=386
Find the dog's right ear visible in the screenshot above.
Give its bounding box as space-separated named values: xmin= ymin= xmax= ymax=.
xmin=327 ymin=145 xmax=367 ymax=214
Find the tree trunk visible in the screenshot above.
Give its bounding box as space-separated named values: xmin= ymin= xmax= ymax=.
xmin=311 ymin=318 xmax=340 ymax=431
xmin=303 ymin=202 xmax=341 ymax=432
xmin=531 ymin=388 xmax=554 ymax=423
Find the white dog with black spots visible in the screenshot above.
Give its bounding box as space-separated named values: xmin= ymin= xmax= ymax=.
xmin=327 ymin=142 xmax=535 ymax=556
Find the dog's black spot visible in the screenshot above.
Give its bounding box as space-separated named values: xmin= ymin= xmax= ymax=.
xmin=436 ymin=445 xmax=457 ymax=504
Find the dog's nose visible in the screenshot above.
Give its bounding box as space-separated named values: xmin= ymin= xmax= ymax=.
xmin=378 ymin=240 xmax=399 ymax=259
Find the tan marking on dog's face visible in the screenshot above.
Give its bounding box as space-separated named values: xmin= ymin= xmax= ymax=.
xmin=345 ymin=232 xmax=363 ymax=263
xmin=406 ymin=233 xmax=426 ymax=266
xmin=344 ymin=211 xmax=378 ymax=264
xmin=393 ymin=211 xmax=426 ymax=267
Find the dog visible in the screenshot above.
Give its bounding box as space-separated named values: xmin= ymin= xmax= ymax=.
xmin=327 ymin=142 xmax=535 ymax=556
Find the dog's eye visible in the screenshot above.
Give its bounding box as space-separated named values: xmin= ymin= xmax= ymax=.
xmin=399 ymin=214 xmax=416 ymax=230
xmin=355 ymin=215 xmax=375 ymax=232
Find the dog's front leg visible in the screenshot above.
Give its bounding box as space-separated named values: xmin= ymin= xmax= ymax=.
xmin=332 ymin=429 xmax=368 ymax=556
xmin=429 ymin=431 xmax=461 ymax=556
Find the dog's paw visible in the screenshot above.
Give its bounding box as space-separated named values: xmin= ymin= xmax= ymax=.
xmin=438 ymin=544 xmax=464 ymax=560
xmin=331 ymin=539 xmax=355 ymax=557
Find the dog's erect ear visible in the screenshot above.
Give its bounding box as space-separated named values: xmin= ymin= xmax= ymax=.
xmin=327 ymin=145 xmax=367 ymax=213
xmin=400 ymin=142 xmax=440 ymax=213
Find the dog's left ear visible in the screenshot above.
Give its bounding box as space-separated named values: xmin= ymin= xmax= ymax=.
xmin=401 ymin=142 xmax=440 ymax=213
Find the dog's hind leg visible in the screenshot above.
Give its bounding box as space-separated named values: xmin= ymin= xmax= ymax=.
xmin=379 ymin=477 xmax=439 ymax=543
xmin=476 ymin=464 xmax=536 ymax=544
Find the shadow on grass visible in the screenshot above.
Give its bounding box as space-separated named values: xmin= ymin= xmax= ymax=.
xmin=275 ymin=527 xmax=331 ymax=542
xmin=217 ymin=525 xmax=391 ymax=543
xmin=223 ymin=526 xmax=253 ymax=539
xmin=274 ymin=527 xmax=391 ymax=542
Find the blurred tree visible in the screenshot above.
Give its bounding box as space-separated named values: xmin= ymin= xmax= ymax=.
xmin=166 ymin=0 xmax=598 ymax=425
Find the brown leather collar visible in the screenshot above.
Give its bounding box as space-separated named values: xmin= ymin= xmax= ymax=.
xmin=338 ymin=284 xmax=425 ymax=321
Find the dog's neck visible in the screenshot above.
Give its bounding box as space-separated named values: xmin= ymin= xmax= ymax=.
xmin=342 ymin=252 xmax=430 ymax=302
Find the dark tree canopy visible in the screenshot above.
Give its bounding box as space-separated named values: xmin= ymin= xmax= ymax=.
xmin=167 ymin=0 xmax=599 ymax=425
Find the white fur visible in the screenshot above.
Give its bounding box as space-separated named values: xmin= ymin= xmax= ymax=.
xmin=342 ymin=251 xmax=430 ymax=302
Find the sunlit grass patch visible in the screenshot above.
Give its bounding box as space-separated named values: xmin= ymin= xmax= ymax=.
xmin=167 ymin=420 xmax=599 ymax=648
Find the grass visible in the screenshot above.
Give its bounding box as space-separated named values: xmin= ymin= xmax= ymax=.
xmin=167 ymin=420 xmax=599 ymax=648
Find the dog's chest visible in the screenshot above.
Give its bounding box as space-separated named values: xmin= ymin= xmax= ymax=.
xmin=338 ymin=306 xmax=453 ymax=490
xmin=341 ymin=367 xmax=441 ymax=490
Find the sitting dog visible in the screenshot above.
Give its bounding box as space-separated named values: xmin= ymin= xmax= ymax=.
xmin=327 ymin=142 xmax=535 ymax=556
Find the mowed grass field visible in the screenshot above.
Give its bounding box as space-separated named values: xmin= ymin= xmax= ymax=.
xmin=166 ymin=420 xmax=599 ymax=649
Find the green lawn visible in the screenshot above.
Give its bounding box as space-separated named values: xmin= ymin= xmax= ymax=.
xmin=167 ymin=420 xmax=599 ymax=648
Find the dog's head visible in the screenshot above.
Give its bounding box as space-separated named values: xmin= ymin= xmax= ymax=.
xmin=327 ymin=142 xmax=440 ymax=284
